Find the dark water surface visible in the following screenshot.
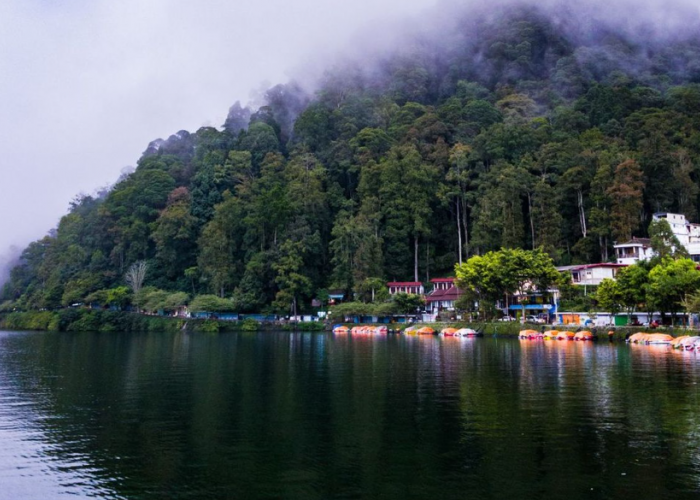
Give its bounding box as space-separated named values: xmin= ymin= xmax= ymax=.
xmin=1 ymin=331 xmax=700 ymax=499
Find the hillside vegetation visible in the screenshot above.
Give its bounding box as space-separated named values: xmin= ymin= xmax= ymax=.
xmin=5 ymin=3 xmax=700 ymax=313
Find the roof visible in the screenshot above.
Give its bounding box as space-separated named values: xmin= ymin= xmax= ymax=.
xmin=614 ymin=237 xmax=651 ymax=247
xmin=430 ymin=277 xmax=455 ymax=283
xmin=426 ymin=286 xmax=463 ymax=302
xmin=387 ymin=281 xmax=422 ymax=287
xmin=557 ymin=263 xmax=628 ymax=272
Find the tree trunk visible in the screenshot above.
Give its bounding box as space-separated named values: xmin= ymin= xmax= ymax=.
xmin=578 ymin=190 xmax=587 ymax=238
xmin=461 ymin=196 xmax=469 ymax=256
xmin=527 ymin=192 xmax=535 ymax=249
xmin=425 ymin=241 xmax=430 ymax=282
xmin=456 ymin=199 xmax=463 ymax=265
xmin=414 ymin=235 xmax=419 ymax=283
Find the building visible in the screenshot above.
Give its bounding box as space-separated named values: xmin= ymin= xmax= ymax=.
xmin=614 ymin=237 xmax=653 ymax=265
xmin=557 ymin=263 xmax=627 ymax=286
xmin=387 ymin=282 xmax=424 ymax=295
xmin=425 ymin=278 xmax=464 ymax=312
xmin=614 ymin=213 xmax=700 ymax=264
xmin=652 ymin=212 xmax=700 ymax=261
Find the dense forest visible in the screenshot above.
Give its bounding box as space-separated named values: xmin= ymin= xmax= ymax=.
xmin=6 ymin=2 xmax=700 ymax=314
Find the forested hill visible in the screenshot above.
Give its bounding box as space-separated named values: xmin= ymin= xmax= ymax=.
xmin=5 ymin=2 xmax=700 ymax=313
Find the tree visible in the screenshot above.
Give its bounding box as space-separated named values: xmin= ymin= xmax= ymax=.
xmin=392 ymin=293 xmax=425 ymax=315
xmin=125 ymin=261 xmax=147 ymax=295
xmin=649 ymin=218 xmax=688 ymax=261
xmin=646 ymin=258 xmax=700 ymax=321
xmin=273 ymin=240 xmax=312 ymax=317
xmin=615 ymin=264 xmax=649 ymax=317
xmin=189 ymin=294 xmax=235 ymax=313
xmin=595 ymin=279 xmax=622 ymax=314
xmin=455 ymin=248 xmax=559 ymax=321
xmin=607 ymin=159 xmax=643 ymax=243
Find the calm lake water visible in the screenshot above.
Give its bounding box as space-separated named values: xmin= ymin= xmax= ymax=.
xmin=1 ymin=331 xmax=700 ymax=499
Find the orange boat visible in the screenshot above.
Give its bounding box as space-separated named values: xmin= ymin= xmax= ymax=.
xmin=644 ymin=333 xmax=674 ymax=345
xmin=333 ymin=326 xmax=349 ymax=334
xmin=417 ymin=327 xmax=436 ymax=335
xmin=670 ymin=336 xmax=689 ymax=348
xmin=442 ymin=328 xmax=458 ymax=336
xmin=574 ymin=331 xmax=595 ymax=341
xmin=519 ymin=329 xmax=539 ymax=339
xmin=556 ymin=331 xmax=576 ymax=340
xmin=627 ymin=332 xmax=648 ymax=343
xmin=543 ymin=330 xmax=559 ymax=340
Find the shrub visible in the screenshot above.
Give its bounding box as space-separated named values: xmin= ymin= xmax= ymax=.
xmin=241 ymin=318 xmax=260 ymax=331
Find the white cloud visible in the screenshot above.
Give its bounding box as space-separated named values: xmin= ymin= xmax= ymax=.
xmin=0 ymin=0 xmax=436 ymax=254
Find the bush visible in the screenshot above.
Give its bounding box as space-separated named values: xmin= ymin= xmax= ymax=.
xmin=241 ymin=318 xmax=260 ymax=331
xmin=194 ymin=320 xmax=221 ymax=333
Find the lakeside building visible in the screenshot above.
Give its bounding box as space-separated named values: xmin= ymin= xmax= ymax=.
xmin=614 ymin=237 xmax=654 ymax=265
xmin=387 ymin=281 xmax=424 ymax=295
xmin=425 ymin=278 xmax=463 ymax=313
xmin=614 ymin=212 xmax=700 ymax=264
xmin=556 ymin=263 xmax=627 ymax=286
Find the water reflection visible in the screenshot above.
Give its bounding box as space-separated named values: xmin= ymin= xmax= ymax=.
xmin=1 ymin=331 xmax=700 ymax=499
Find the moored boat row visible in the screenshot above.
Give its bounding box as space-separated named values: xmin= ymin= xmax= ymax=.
xmin=519 ymin=330 xmax=596 ymax=341
xmin=332 ymin=325 xmax=483 ymax=336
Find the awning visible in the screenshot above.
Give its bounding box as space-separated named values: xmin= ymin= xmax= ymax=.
xmin=509 ymin=304 xmax=554 ymax=311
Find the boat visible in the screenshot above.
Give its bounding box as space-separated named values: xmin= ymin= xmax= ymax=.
xmin=374 ymin=325 xmax=388 ymax=334
xmin=670 ymin=336 xmax=689 ymax=349
xmin=518 ymin=329 xmax=539 ymax=339
xmin=543 ymin=330 xmax=559 ymax=340
xmin=417 ymin=327 xmax=436 ymax=335
xmin=644 ymin=333 xmax=674 ymax=345
xmin=677 ymin=336 xmax=700 ymax=350
xmin=442 ymin=327 xmax=458 ymax=336
xmin=403 ymin=326 xmax=417 ymax=335
xmin=333 ymin=326 xmax=349 ymax=334
xmin=627 ymin=333 xmax=649 ymax=343
xmin=556 ymin=331 xmax=576 ymax=340
xmin=455 ymin=328 xmax=481 ymax=337
xmin=574 ymin=331 xmax=595 ymax=341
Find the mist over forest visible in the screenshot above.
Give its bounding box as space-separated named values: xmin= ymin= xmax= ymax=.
xmin=4 ymin=0 xmax=700 ymax=313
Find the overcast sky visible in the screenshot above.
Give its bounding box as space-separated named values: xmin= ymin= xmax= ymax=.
xmin=0 ymin=0 xmax=437 ymax=260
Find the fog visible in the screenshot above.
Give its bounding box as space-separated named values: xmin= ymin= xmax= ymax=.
xmin=0 ymin=0 xmax=436 ymax=272
xmin=3 ymin=0 xmax=700 ymax=286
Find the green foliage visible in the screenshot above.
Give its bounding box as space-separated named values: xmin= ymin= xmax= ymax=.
xmin=646 ymin=258 xmax=700 ymax=316
xmin=649 ymin=219 xmax=688 ymax=262
xmin=456 ymin=248 xmax=559 ymax=318
xmin=189 ymin=294 xmax=235 ymax=312
xmin=595 ymin=279 xmax=622 ymax=315
xmin=10 ymin=8 xmax=700 ymax=317
xmin=392 ymin=293 xmax=425 ymax=314
xmin=241 ymin=318 xmax=260 ymax=331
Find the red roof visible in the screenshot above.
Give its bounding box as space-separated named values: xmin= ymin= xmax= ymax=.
xmin=430 ymin=277 xmax=455 ymax=283
xmin=426 ymin=286 xmax=463 ymax=302
xmin=573 ymin=263 xmax=627 ymax=270
xmin=387 ymin=282 xmax=422 ymax=286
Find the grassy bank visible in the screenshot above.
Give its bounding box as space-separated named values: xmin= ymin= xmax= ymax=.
xmin=0 ymin=310 xmax=326 ymax=333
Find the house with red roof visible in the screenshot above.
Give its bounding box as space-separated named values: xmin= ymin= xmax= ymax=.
xmin=425 ymin=278 xmax=464 ymax=313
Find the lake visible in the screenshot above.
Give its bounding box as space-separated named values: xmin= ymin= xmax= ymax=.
xmin=1 ymin=330 xmax=700 ymax=499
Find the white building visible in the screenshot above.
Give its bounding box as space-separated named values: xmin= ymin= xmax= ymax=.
xmin=557 ymin=263 xmax=627 ymax=285
xmin=613 ymin=237 xmax=654 ymax=265
xmin=614 ymin=213 xmax=700 ymax=264
xmin=652 ymin=212 xmax=700 ymax=261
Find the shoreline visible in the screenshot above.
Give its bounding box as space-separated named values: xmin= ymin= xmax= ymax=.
xmin=1 ymin=310 xmax=696 ymax=340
